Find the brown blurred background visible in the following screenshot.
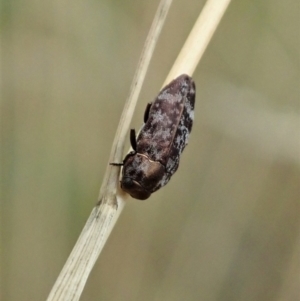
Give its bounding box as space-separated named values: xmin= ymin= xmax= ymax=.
xmin=1 ymin=0 xmax=299 ymax=300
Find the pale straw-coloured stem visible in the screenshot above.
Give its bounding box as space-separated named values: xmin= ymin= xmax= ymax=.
xmin=47 ymin=0 xmax=173 ymax=300
xmin=46 ymin=0 xmax=231 ymax=300
xmin=164 ymin=0 xmax=231 ymax=84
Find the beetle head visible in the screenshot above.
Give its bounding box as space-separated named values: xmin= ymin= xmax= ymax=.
xmin=121 ymin=153 xmax=165 ymax=200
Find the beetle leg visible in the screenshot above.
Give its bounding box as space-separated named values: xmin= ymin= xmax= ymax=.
xmin=110 ymin=162 xmax=123 ymax=166
xmin=130 ymin=129 xmax=137 ymax=151
xmin=144 ymin=102 xmax=152 ymax=123
xmin=110 ymin=129 xmax=137 ymax=165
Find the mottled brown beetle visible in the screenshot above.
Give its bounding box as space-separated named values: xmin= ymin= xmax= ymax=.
xmin=113 ymin=74 xmax=195 ymax=200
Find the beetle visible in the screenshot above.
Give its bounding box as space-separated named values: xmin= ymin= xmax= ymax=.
xmin=114 ymin=74 xmax=195 ymax=200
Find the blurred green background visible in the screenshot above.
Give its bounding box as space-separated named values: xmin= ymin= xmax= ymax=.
xmin=1 ymin=0 xmax=299 ymax=300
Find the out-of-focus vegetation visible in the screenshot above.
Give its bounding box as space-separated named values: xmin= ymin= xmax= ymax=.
xmin=1 ymin=0 xmax=299 ymax=300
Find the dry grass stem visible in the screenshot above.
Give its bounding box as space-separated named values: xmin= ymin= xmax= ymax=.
xmin=47 ymin=0 xmax=173 ymax=300
xmin=165 ymin=0 xmax=232 ymax=84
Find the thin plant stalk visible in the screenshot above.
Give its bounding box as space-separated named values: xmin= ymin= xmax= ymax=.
xmin=47 ymin=0 xmax=173 ymax=300
xmin=164 ymin=0 xmax=231 ymax=84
